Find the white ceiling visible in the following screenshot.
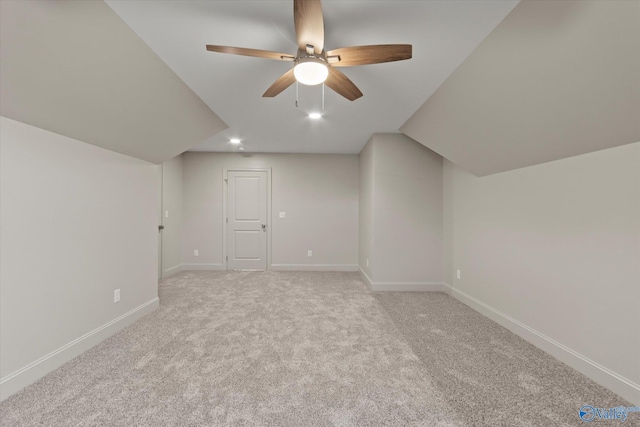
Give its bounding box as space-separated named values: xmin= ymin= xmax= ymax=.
xmin=105 ymin=0 xmax=519 ymax=155
xmin=401 ymin=0 xmax=640 ymax=176
xmin=0 ymin=0 xmax=226 ymax=164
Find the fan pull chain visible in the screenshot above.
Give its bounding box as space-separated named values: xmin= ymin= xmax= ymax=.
xmin=322 ymin=83 xmax=325 ymax=111
xmin=295 ymin=81 xmax=299 ymax=108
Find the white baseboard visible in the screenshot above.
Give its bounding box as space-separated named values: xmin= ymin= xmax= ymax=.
xmin=181 ymin=263 xmax=225 ymax=271
xmin=444 ymin=283 xmax=640 ymax=406
xmin=270 ymin=264 xmax=358 ymax=272
xmin=360 ymin=267 xmax=374 ymax=287
xmin=360 ymin=267 xmax=446 ymax=292
xmin=0 ymin=297 xmax=159 ymax=401
xmin=371 ymin=283 xmax=446 ymax=292
xmin=162 ymin=263 xmax=183 ymax=277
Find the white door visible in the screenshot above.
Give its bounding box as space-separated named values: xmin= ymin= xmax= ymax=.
xmin=227 ymin=171 xmax=268 ymax=270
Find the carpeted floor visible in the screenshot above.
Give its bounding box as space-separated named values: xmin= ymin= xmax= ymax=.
xmin=374 ymin=292 xmax=636 ymax=426
xmin=0 ymin=271 xmax=634 ymax=426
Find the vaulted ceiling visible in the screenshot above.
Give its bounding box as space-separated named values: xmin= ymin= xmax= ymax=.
xmin=0 ymin=0 xmax=226 ymax=164
xmin=2 ymin=1 xmax=638 ymax=175
xmin=104 ymin=0 xmax=518 ymax=155
xmin=401 ymin=0 xmax=640 ymax=175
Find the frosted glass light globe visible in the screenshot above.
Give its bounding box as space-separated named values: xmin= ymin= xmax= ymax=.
xmin=294 ymin=58 xmax=328 ymax=86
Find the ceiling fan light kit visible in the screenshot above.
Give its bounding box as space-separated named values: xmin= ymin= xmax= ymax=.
xmin=205 ymin=0 xmax=412 ymax=101
xmin=293 ymin=56 xmax=328 ymax=86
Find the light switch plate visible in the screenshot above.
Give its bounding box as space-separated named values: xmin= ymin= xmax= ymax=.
xmin=279 ymin=212 xmax=286 ymax=218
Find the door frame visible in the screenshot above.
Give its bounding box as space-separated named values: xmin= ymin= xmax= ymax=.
xmin=222 ymin=168 xmax=272 ymax=270
xmin=158 ymin=163 xmax=164 ymax=280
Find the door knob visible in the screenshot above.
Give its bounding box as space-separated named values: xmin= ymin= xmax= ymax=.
xmin=261 ymin=224 xmax=266 ymax=231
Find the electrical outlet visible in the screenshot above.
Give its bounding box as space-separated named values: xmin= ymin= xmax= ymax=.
xmin=114 ymin=289 xmax=120 ymax=303
xmin=308 ymin=250 xmax=312 ymax=257
xmin=366 ymin=258 xmax=369 ymax=267
xmin=456 ymin=269 xmax=461 ymax=280
xmin=165 ymin=210 xmax=169 ymax=218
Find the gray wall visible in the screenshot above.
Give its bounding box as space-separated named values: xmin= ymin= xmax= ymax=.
xmin=444 ymin=142 xmax=640 ymax=402
xmin=359 ymin=134 xmax=444 ymax=289
xmin=358 ymin=141 xmax=374 ymax=279
xmin=0 ymin=117 xmax=160 ymax=400
xmin=161 ymin=155 xmax=183 ymax=277
xmin=182 ymin=152 xmax=359 ymax=271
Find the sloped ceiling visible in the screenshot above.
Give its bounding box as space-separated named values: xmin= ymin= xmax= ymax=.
xmin=0 ymin=0 xmax=227 ymax=164
xmin=104 ymin=0 xmax=518 ymax=154
xmin=4 ymin=1 xmax=635 ymax=175
xmin=401 ymin=0 xmax=640 ymax=176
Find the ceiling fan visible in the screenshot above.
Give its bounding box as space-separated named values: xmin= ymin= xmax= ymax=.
xmin=205 ymin=0 xmax=412 ymax=101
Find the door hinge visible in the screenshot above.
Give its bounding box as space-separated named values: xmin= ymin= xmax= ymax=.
xmin=224 ymin=178 xmax=228 ymax=183
xmin=226 ymin=218 xmax=228 ymax=223
xmin=226 ymin=256 xmax=228 ymax=262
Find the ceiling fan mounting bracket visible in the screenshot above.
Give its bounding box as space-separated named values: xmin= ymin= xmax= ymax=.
xmin=295 ymin=48 xmax=326 ymax=63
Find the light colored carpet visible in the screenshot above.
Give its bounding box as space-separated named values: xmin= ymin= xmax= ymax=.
xmin=0 ymin=271 xmax=633 ymax=426
xmin=0 ymin=271 xmax=458 ymax=426
xmin=374 ymin=292 xmax=636 ymax=427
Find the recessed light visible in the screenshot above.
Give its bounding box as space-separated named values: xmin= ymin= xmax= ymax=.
xmin=229 ymin=138 xmax=241 ymax=144
xmin=309 ymin=113 xmax=322 ymax=119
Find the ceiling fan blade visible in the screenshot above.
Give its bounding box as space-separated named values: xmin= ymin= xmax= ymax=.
xmin=325 ymin=67 xmax=363 ymax=101
xmin=294 ymin=0 xmax=324 ymax=54
xmin=263 ymin=69 xmax=296 ymax=97
xmin=327 ymin=44 xmax=412 ymax=67
xmin=206 ymin=45 xmax=294 ymax=61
